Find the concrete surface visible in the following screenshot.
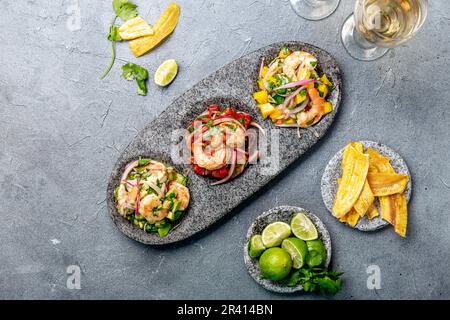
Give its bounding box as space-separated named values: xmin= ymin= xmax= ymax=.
xmin=0 ymin=0 xmax=449 ymax=299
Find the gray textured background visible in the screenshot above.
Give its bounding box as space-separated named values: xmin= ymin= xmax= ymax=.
xmin=0 ymin=0 xmax=449 ymax=300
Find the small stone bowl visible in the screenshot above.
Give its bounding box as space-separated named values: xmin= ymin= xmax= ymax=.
xmin=243 ymin=205 xmax=332 ymax=293
xmin=321 ymin=141 xmax=412 ymax=231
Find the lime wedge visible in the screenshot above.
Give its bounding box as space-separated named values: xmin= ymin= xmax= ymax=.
xmin=261 ymin=222 xmax=291 ymax=248
xmin=248 ymin=235 xmax=266 ymax=258
xmin=154 ymin=59 xmax=178 ymax=86
xmin=281 ymin=237 xmax=308 ymax=269
xmin=290 ymin=212 xmax=318 ymax=241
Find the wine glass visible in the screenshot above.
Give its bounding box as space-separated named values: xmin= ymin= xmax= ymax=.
xmin=341 ymin=0 xmax=428 ymax=61
xmin=290 ymin=0 xmax=341 ymax=21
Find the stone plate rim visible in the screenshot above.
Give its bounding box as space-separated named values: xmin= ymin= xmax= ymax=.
xmin=107 ymin=41 xmax=342 ymax=245
xmin=320 ymin=140 xmax=412 ymax=231
xmin=243 ymin=205 xmax=332 ymax=293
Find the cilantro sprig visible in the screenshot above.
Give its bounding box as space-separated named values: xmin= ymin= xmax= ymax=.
xmin=122 ymin=63 xmax=149 ymax=96
xmin=100 ymin=0 xmax=138 ymax=80
xmin=282 ymin=267 xmax=343 ymax=295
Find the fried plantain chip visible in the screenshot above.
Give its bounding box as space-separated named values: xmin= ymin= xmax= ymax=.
xmin=129 ymin=2 xmax=180 ymax=57
xmin=393 ymin=193 xmax=408 ymax=237
xmin=345 ymin=208 xmax=360 ymax=227
xmin=367 ymin=203 xmax=380 ymax=220
xmin=367 ymin=172 xmax=409 ymax=196
xmin=119 ymin=16 xmax=154 ymax=40
xmin=333 ymin=144 xmax=369 ymax=218
xmin=366 ymin=147 xmax=395 ymax=174
xmin=354 ymin=179 xmax=375 ymax=217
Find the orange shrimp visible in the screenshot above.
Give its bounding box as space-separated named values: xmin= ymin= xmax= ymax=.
xmin=297 ymin=87 xmax=325 ymax=128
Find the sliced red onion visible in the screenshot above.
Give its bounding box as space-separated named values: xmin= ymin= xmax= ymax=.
xmin=274 ymin=79 xmax=315 ymax=91
xmin=258 ymin=57 xmax=265 ymax=78
xmin=285 ymin=98 xmax=310 ymax=116
xmin=281 ymin=86 xmax=307 ymax=110
xmin=144 ymin=181 xmax=164 ymax=198
xmin=121 ymin=160 xmax=138 ymax=182
xmin=210 ymin=150 xmax=237 ymax=186
xmin=250 ymin=122 xmax=265 ymax=135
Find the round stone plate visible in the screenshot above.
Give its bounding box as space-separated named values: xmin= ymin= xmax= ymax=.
xmin=321 ymin=141 xmax=412 ymax=231
xmin=243 ymin=205 xmax=332 ymax=293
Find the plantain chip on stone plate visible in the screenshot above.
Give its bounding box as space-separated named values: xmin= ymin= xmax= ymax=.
xmin=118 ymin=16 xmax=154 ymax=40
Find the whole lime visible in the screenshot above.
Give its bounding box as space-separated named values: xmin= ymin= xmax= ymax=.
xmin=258 ymin=247 xmax=292 ymax=281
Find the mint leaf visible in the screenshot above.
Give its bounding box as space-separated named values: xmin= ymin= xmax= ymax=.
xmin=122 ymin=63 xmax=149 ymax=96
xmin=113 ymin=0 xmax=138 ymax=21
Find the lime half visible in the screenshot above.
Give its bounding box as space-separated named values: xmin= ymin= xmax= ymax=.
xmin=281 ymin=237 xmax=308 ymax=269
xmin=261 ymin=222 xmax=291 ymax=248
xmin=248 ymin=235 xmax=266 ymax=258
xmin=154 ymin=59 xmax=178 ymax=86
xmin=290 ymin=212 xmax=318 ymax=241
xmin=306 ymin=239 xmax=327 ymax=268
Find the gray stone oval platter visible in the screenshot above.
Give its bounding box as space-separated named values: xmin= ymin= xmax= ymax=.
xmin=321 ymin=141 xmax=412 ymax=231
xmin=107 ymin=41 xmax=342 ymax=245
xmin=243 ymin=206 xmax=331 ymax=293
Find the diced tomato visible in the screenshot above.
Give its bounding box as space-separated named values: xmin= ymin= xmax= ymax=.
xmin=234 ymin=112 xmax=252 ymax=128
xmin=211 ymin=167 xmax=228 ymax=179
xmin=208 ymin=104 xmax=221 ymax=115
xmin=222 ymin=107 xmax=236 ymax=118
xmin=192 ymin=164 xmax=210 ymax=176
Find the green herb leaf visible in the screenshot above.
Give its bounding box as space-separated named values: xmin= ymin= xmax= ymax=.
xmin=113 ymin=0 xmax=138 ymax=21
xmin=107 ymin=25 xmax=122 ymax=42
xmin=122 ymin=63 xmax=149 ymax=96
xmin=282 ymin=267 xmax=343 ymax=295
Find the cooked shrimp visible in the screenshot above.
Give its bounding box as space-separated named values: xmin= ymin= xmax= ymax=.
xmin=192 ymin=144 xmax=229 ymax=171
xmin=168 ymin=181 xmax=190 ymax=210
xmin=297 ymin=87 xmax=325 ymax=128
xmin=145 ymin=161 xmax=167 ymax=183
xmin=117 ymin=184 xmax=139 ymax=216
xmin=283 ymin=51 xmax=318 ymax=81
xmin=222 ymin=125 xmax=246 ymax=148
xmin=139 ymin=194 xmax=167 ymax=222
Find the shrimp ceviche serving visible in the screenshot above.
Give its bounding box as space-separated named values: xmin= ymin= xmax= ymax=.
xmin=115 ymin=159 xmax=190 ymax=237
xmin=186 ymin=104 xmax=263 ymax=185
xmin=253 ymin=47 xmax=334 ymax=129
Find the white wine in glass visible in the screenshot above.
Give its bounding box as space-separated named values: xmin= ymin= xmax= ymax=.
xmin=341 ymin=0 xmax=428 ymax=61
xmin=290 ymin=0 xmax=341 ymax=21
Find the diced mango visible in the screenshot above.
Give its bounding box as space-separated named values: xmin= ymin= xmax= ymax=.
xmin=269 ymin=108 xmax=284 ymax=121
xmin=318 ymin=84 xmax=329 ymax=98
xmin=324 ymin=102 xmax=333 ymax=114
xmin=306 ymin=82 xmax=315 ymax=89
xmin=258 ymin=80 xmax=264 ymax=90
xmin=258 ymin=103 xmax=275 ymax=119
xmin=320 ymin=74 xmax=332 ymax=87
xmin=296 ymin=93 xmax=307 ymax=104
xmin=253 ymin=91 xmax=269 ymax=104
xmin=261 ymin=66 xmax=268 ymax=78
xmin=266 ymin=76 xmax=277 ymax=84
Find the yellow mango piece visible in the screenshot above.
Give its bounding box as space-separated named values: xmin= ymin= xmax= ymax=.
xmin=354 ymin=180 xmax=375 ymax=217
xmin=253 ymin=91 xmax=269 ymax=104
xmin=323 ymin=102 xmax=333 ymax=114
xmin=296 ymin=93 xmax=307 ymax=104
xmin=320 ymin=74 xmax=332 ymax=87
xmin=333 ymin=145 xmax=370 ymax=218
xmin=261 ymin=66 xmax=269 ymax=78
xmin=129 ymin=2 xmax=180 ymax=57
xmin=258 ymin=103 xmax=275 ymax=119
xmin=278 ymin=47 xmax=291 ymax=59
xmin=258 ymin=80 xmax=265 ymax=90
xmin=318 ymin=84 xmax=329 ymax=98
xmin=367 ymin=203 xmax=380 ymax=219
xmin=367 ymin=172 xmax=409 ymax=196
xmin=269 ymin=108 xmax=284 ymax=121
xmin=297 ymin=68 xmax=311 ymax=81
xmin=118 ymin=16 xmax=154 ymax=40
